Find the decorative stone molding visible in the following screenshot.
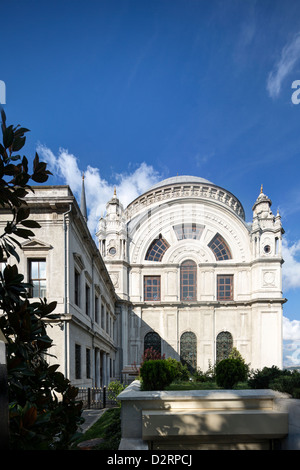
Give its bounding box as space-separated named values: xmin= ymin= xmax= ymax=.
xmin=125 ymin=183 xmax=245 ymax=221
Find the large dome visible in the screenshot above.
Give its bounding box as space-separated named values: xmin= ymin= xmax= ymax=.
xmin=149 ymin=175 xmax=213 ymax=191
xmin=125 ymin=174 xmax=246 ymax=221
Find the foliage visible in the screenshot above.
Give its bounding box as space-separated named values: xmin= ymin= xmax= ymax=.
xmin=0 ymin=109 xmax=51 ymax=262
xmin=193 ymin=360 xmax=216 ymax=382
xmin=228 ymin=347 xmax=250 ymax=376
xmin=247 ymin=366 xmax=283 ymax=389
xmin=107 ymin=380 xmax=126 ymax=407
xmin=140 ymin=359 xmax=178 ymax=391
xmin=74 ymin=407 xmax=121 ymax=450
xmin=141 ymin=347 xmax=165 ymax=364
xmin=215 ymin=357 xmax=248 ymax=389
xmin=270 ymin=370 xmax=300 ymax=398
xmin=0 ymin=109 xmax=83 ymax=449
xmin=248 ymin=366 xmax=300 ymax=398
xmin=165 ymin=357 xmax=190 ymax=382
xmin=99 ymin=407 xmax=121 ymax=449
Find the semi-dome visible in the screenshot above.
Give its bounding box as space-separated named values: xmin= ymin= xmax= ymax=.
xmin=149 ymin=175 xmax=213 ymax=191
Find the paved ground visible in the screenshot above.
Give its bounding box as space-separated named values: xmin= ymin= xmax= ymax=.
xmin=80 ymin=408 xmax=107 ymax=433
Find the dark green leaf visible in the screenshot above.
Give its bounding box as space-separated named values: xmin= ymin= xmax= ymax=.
xmin=20 ymin=219 xmax=40 ymax=229
xmin=3 ymin=125 xmax=14 ymax=149
xmin=12 ymin=136 xmax=26 ymax=152
xmin=14 ymin=227 xmax=35 ymax=239
xmin=16 ymin=206 xmax=30 ymax=223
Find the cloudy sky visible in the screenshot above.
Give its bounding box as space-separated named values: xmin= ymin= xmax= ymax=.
xmin=1 ymin=0 xmax=300 ymax=366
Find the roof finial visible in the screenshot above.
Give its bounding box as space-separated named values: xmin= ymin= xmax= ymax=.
xmin=82 ymin=171 xmax=85 ymax=180
xmin=260 ymin=184 xmax=263 ymax=194
xmin=114 ymin=186 xmax=116 ymax=196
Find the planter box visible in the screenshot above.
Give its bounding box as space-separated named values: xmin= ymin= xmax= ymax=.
xmin=118 ymin=381 xmax=290 ymax=450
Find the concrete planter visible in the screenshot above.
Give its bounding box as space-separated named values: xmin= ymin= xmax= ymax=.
xmin=117 ymin=380 xmax=299 ymax=450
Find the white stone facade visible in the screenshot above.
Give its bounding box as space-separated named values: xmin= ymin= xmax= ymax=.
xmin=0 ymin=185 xmax=119 ymax=388
xmin=0 ymin=175 xmax=285 ymax=387
xmin=98 ymin=176 xmax=285 ymax=374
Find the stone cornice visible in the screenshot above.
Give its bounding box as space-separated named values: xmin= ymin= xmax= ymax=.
xmin=130 ymin=298 xmax=287 ymax=308
xmin=125 ymin=182 xmax=245 ymax=221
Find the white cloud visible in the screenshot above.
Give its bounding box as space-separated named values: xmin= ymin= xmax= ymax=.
xmin=283 ymin=317 xmax=300 ymax=367
xmin=267 ymin=32 xmax=300 ymax=98
xmin=283 ymin=316 xmax=300 ymax=340
xmin=36 ymin=143 xmax=161 ymax=236
xmin=282 ymin=238 xmax=300 ymax=290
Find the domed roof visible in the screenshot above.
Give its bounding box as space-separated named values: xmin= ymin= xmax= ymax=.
xmin=149 ymin=175 xmax=213 ymax=190
xmin=125 ymin=174 xmax=246 ymax=221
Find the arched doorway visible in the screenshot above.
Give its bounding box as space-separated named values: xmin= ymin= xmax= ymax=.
xmin=180 ymin=331 xmax=197 ymax=372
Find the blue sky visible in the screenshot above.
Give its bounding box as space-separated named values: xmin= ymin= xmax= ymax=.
xmin=1 ymin=0 xmax=300 ymax=366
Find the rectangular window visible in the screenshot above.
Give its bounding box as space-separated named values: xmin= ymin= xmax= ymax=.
xmin=180 ymin=261 xmax=197 ymax=301
xmin=29 ymin=259 xmax=46 ymax=298
xmin=75 ymin=344 xmax=81 ymax=379
xmin=95 ymin=295 xmax=99 ymax=323
xmin=217 ymin=275 xmax=233 ymax=301
xmin=144 ymin=276 xmax=161 ymax=301
xmin=74 ymin=269 xmax=80 ymax=306
xmin=101 ymin=304 xmax=105 ymax=329
xmin=85 ymin=284 xmax=90 ymax=315
xmin=86 ymin=348 xmax=91 ymax=378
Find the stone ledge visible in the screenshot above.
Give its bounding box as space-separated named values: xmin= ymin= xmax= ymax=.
xmin=142 ymin=409 xmax=288 ymax=439
xmin=118 ymin=381 xmax=293 ymax=450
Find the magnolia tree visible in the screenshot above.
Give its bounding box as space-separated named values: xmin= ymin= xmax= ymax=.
xmin=0 ymin=109 xmax=83 ymax=449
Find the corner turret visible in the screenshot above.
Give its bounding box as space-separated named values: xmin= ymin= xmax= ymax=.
xmin=251 ymin=185 xmax=284 ymax=258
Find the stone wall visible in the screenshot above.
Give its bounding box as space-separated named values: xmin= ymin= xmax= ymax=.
xmin=118 ymin=381 xmax=298 ymax=450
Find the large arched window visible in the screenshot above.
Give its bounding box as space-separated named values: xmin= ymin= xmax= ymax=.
xmin=216 ymin=331 xmax=233 ymax=362
xmin=180 ymin=260 xmax=197 ymax=301
xmin=145 ymin=234 xmax=170 ymax=261
xmin=180 ymin=331 xmax=197 ymax=372
xmin=208 ymin=233 xmax=232 ymax=260
xmin=144 ymin=331 xmax=161 ymax=355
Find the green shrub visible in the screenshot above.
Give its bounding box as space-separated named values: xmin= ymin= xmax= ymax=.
xmin=248 ymin=366 xmax=284 ymax=389
xmin=215 ymin=358 xmax=248 ymax=389
xmin=140 ymin=359 xmax=178 ymax=391
xmin=165 ymin=357 xmax=190 ymax=382
xmin=270 ymin=370 xmax=300 ymax=397
xmin=107 ymin=381 xmax=126 ymax=407
xmin=193 ymin=361 xmax=216 ymax=383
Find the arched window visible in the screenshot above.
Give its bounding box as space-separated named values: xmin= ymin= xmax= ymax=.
xmin=144 ymin=331 xmax=161 ymax=355
xmin=180 ymin=331 xmax=197 ymax=372
xmin=180 ymin=260 xmax=197 ymax=301
xmin=208 ymin=233 xmax=232 ymax=260
xmin=173 ymin=223 xmax=204 ymax=240
xmin=216 ymin=331 xmax=233 ymax=362
xmin=145 ymin=234 xmax=170 ymax=261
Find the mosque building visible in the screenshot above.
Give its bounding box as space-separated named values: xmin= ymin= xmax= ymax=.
xmin=97 ymin=175 xmax=285 ymax=377
xmin=0 ymin=175 xmax=285 ymax=387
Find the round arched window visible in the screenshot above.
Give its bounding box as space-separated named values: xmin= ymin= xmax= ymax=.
xmin=144 ymin=331 xmax=161 ymax=355
xmin=216 ymin=331 xmax=233 ymax=362
xmin=180 ymin=331 xmax=197 ymax=372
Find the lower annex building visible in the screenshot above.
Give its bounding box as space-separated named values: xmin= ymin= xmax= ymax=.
xmin=0 ymin=175 xmax=285 ymax=387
